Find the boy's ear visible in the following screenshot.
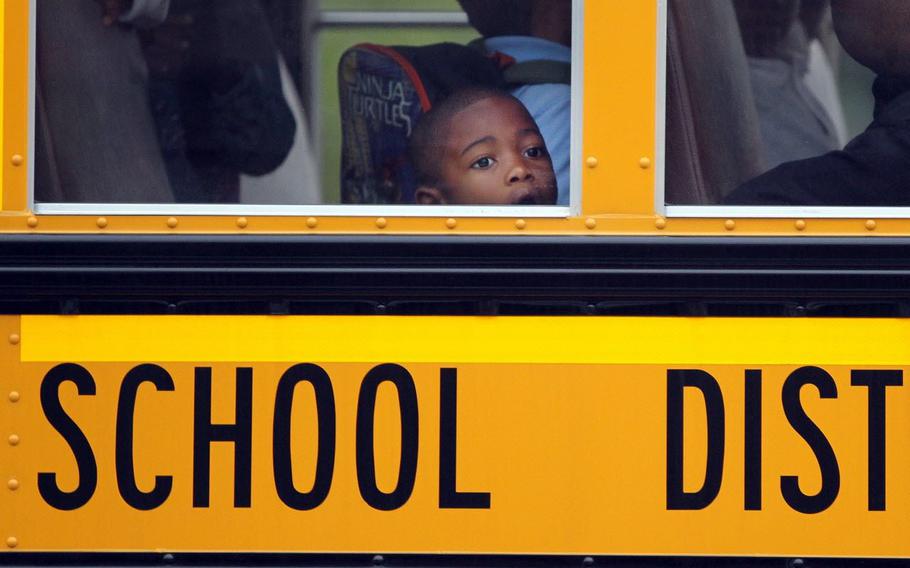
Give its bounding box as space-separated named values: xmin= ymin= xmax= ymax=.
xmin=415 ymin=186 xmax=447 ymax=205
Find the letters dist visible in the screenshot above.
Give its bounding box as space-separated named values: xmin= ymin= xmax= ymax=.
xmin=668 ymin=366 xmax=903 ymax=514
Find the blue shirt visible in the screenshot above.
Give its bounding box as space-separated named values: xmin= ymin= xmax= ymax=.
xmin=484 ymin=36 xmax=572 ymax=205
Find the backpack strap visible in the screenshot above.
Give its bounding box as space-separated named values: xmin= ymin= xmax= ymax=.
xmin=502 ymin=59 xmax=572 ymax=86
xmin=467 ymin=38 xmax=572 ymax=86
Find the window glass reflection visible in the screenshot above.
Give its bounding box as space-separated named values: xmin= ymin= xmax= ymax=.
xmin=35 ymin=0 xmax=572 ymax=207
xmin=666 ymin=0 xmax=908 ymax=207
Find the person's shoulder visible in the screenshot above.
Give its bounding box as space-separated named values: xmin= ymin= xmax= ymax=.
xmin=875 ymin=92 xmax=910 ymax=126
xmin=871 ymin=75 xmax=910 ymax=125
xmin=510 ymin=84 xmax=570 ymax=114
xmin=483 ymin=36 xmax=572 ymax=63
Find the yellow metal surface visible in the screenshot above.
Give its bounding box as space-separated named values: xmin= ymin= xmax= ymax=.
xmin=582 ymin=0 xmax=657 ymax=216
xmin=4 ymin=213 xmax=910 ymax=236
xmin=0 ymin=0 xmax=4 ymax=208
xmin=2 ymin=0 xmax=26 ymax=212
xmin=4 ymin=314 xmax=910 ymax=556
xmin=20 ymin=315 xmax=910 ymax=365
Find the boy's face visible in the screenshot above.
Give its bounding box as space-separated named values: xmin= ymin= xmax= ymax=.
xmin=419 ymin=97 xmax=557 ymax=205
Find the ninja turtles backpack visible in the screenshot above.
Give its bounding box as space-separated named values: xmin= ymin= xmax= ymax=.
xmin=338 ymin=42 xmax=571 ymax=204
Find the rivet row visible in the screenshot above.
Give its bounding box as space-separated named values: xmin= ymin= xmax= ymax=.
xmin=6 ymin=216 xmax=895 ymax=234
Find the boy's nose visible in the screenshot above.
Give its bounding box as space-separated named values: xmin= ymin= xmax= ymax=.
xmin=507 ymin=164 xmax=534 ymax=185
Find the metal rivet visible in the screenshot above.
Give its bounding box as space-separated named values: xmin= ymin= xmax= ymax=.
xmin=639 ymin=157 xmax=652 ymax=169
xmin=585 ymin=156 xmax=598 ymax=168
xmin=6 ymin=537 xmax=17 ymax=549
xmin=7 ymin=479 xmax=18 ymax=491
xmin=26 ymin=216 xmax=38 ymax=228
xmin=166 ymin=217 xmax=178 ymax=229
xmin=795 ymin=219 xmax=806 ymax=231
xmin=865 ymin=219 xmax=877 ymax=231
xmin=11 ymin=155 xmax=23 ymax=167
xmin=655 ymin=218 xmax=667 ymax=230
xmin=372 ymin=555 xmax=384 ymax=566
xmin=724 ymin=219 xmax=736 ymax=231
xmin=236 ymin=217 xmax=248 ymax=229
xmin=8 ymin=392 xmax=19 ymax=403
xmin=8 ymin=434 xmax=19 ymax=446
xmin=96 ymin=217 xmax=108 ymax=229
xmin=8 ymin=334 xmax=19 ymax=345
xmin=583 ymin=557 xmax=595 ymax=567
xmin=446 ymin=218 xmax=457 ymax=229
xmin=306 ymin=217 xmax=318 ymax=229
xmin=515 ymin=219 xmax=526 ymax=230
xmin=585 ymin=218 xmax=596 ymax=230
xmin=162 ymin=553 xmax=175 ymax=564
xmin=375 ymin=217 xmax=387 ymax=229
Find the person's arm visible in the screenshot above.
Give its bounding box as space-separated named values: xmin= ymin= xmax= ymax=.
xmin=726 ymin=119 xmax=910 ymax=206
xmin=158 ymin=0 xmax=296 ymax=177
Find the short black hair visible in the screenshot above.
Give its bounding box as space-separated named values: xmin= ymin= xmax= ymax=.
xmin=457 ymin=0 xmax=535 ymax=38
xmin=409 ymin=87 xmax=520 ymax=189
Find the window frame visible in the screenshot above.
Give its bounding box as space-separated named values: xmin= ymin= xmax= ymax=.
xmin=20 ymin=0 xmax=584 ymax=220
xmin=657 ymin=1 xmax=908 ymax=220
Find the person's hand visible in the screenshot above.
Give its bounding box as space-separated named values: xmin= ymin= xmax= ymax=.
xmin=96 ymin=0 xmax=130 ymax=26
xmin=138 ymin=13 xmax=195 ymax=79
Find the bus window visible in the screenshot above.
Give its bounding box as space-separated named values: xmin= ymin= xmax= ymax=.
xmin=33 ymin=0 xmax=574 ymax=211
xmin=35 ymin=0 xmax=311 ymax=205
xmin=663 ymin=0 xmax=905 ymax=210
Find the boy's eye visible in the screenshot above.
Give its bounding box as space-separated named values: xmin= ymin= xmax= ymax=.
xmin=471 ymin=156 xmax=495 ymax=169
xmin=524 ymin=146 xmax=548 ymax=159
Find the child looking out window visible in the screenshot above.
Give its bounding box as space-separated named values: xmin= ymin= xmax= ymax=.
xmin=410 ymin=88 xmax=557 ymax=206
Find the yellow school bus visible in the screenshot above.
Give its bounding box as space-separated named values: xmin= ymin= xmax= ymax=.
xmin=2 ymin=0 xmax=909 ymax=565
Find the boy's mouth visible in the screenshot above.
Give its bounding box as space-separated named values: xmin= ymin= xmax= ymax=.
xmin=509 ymin=180 xmax=556 ymax=205
xmin=515 ymin=193 xmax=538 ymax=205
xmin=510 ymin=183 xmax=557 ymax=205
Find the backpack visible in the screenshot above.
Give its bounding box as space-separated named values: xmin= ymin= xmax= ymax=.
xmin=338 ymin=41 xmax=571 ymax=204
